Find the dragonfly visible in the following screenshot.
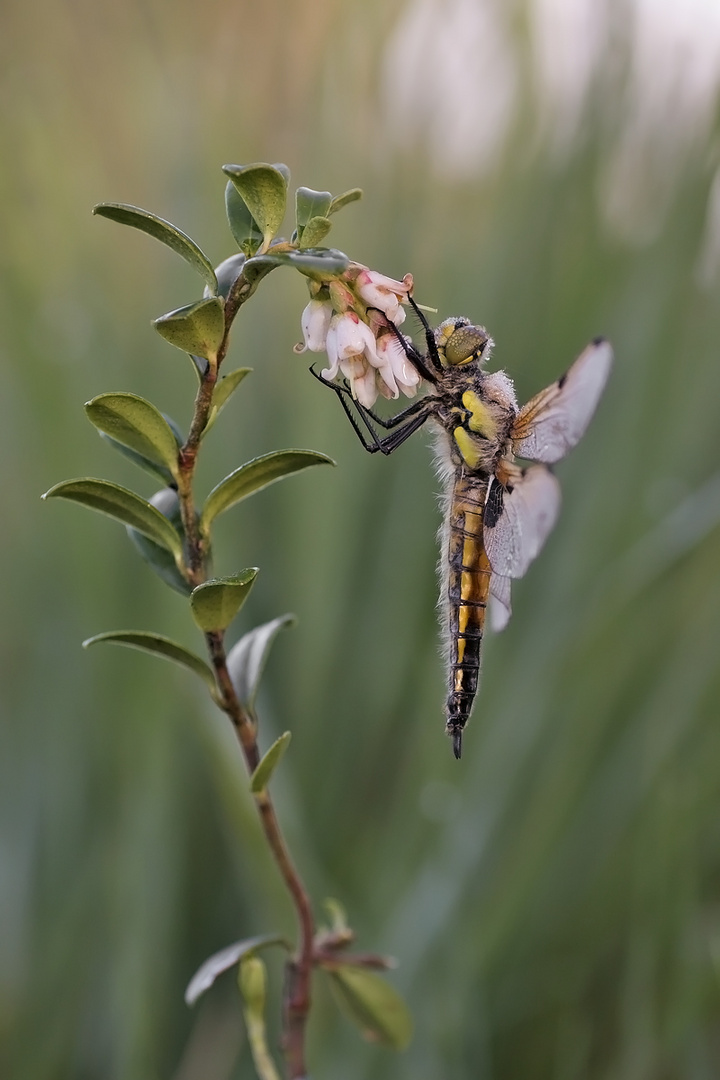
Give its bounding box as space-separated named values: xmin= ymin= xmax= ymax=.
xmin=315 ymin=299 xmax=613 ymax=758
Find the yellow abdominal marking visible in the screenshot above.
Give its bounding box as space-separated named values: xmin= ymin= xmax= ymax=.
xmin=462 ymin=390 xmax=497 ymax=439
xmin=455 ymin=514 xmax=483 ymax=668
xmin=453 ymin=426 xmax=484 ymax=469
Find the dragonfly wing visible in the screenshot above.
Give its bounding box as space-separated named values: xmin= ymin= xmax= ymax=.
xmin=512 ymin=338 xmax=612 ymax=463
xmin=483 ymin=467 xmax=562 ymax=579
xmin=489 ymin=573 xmax=512 ymax=632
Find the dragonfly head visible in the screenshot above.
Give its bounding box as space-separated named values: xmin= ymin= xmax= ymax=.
xmin=434 ymin=317 xmax=494 ymax=369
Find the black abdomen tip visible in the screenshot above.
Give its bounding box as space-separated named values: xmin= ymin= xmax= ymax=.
xmin=452 ymin=729 xmax=463 ymax=759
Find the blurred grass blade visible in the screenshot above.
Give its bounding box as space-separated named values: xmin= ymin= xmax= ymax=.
xmin=203 ymin=367 xmax=252 ymax=436
xmin=93 ymin=202 xmax=218 ymax=293
xmin=250 ymin=732 xmax=292 ymax=794
xmin=200 ymin=450 xmax=334 ymax=533
xmin=324 ymin=965 xmax=413 ymax=1050
xmin=185 ymin=934 xmax=289 ymax=1006
xmin=190 ymin=570 xmax=258 ymax=632
xmin=85 ymin=393 xmax=180 ymax=479
xmin=43 ymin=478 xmax=183 ymax=558
xmin=82 ymin=631 xmax=216 ymax=696
xmin=238 ymin=956 xmax=282 ymax=1080
xmin=227 ymin=613 xmax=296 ymax=709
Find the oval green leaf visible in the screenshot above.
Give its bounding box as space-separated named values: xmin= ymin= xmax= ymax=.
xmin=43 ymin=478 xmax=183 ymax=558
xmin=209 ymin=251 xmax=247 ymax=299
xmin=98 ymin=432 xmax=174 ymax=485
xmin=203 ymin=367 xmax=252 ymax=436
xmin=271 ymin=162 xmax=291 ymax=185
xmin=325 ymin=965 xmax=413 ymax=1051
xmin=153 ymin=296 xmax=225 ymax=359
xmin=83 ymin=631 xmax=216 ymax=696
xmin=85 ymin=393 xmax=180 ymax=478
xmin=250 ymin=731 xmax=292 ymax=794
xmin=127 ymin=488 xmax=189 ymax=593
xmin=225 ymin=181 xmax=263 ymax=256
xmin=296 ymin=187 xmax=332 ymax=230
xmin=227 ymin=613 xmax=296 ymax=710
xmin=298 ymin=216 xmax=332 ymax=250
xmin=185 ymin=934 xmax=289 ymax=1006
xmin=287 ymin=247 xmax=349 ymax=278
xmin=328 ymin=188 xmax=363 ymax=216
xmin=223 ymin=164 xmax=288 ymax=250
xmin=190 ymin=569 xmax=258 ymax=632
xmin=200 ymin=450 xmax=334 ymax=533
xmin=93 ymin=202 xmax=217 ymax=293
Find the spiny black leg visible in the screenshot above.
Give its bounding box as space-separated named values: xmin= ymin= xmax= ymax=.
xmin=309 ymin=365 xmax=432 ymax=430
xmin=407 ymin=295 xmax=444 ymax=374
xmin=364 ymin=305 xmax=439 ymax=385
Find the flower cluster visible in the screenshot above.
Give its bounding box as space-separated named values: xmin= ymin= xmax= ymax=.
xmin=296 ymin=265 xmax=423 ymax=408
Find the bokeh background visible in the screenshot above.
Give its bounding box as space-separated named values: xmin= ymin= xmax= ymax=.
xmin=3 ymin=0 xmax=720 ymax=1077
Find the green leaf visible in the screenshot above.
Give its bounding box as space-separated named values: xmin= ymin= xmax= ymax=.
xmin=223 ymin=164 xmax=288 ymax=251
xmin=239 ymin=957 xmax=282 ymax=1080
xmin=83 ymin=631 xmax=216 ymax=696
xmin=127 ymin=488 xmax=191 ymax=595
xmin=43 ymin=478 xmax=183 ymax=558
xmin=298 ymin=216 xmax=332 ymax=249
xmin=272 ymin=162 xmax=291 ymax=185
xmin=324 ymin=897 xmax=351 ymax=936
xmin=325 ymin=965 xmax=413 ymax=1050
xmin=328 ymin=188 xmax=363 ymax=216
xmin=250 ymin=732 xmax=292 ymax=794
xmin=93 ymin=202 xmax=218 ymax=294
xmin=98 ymin=432 xmax=174 ymax=485
xmin=296 ymin=187 xmax=332 ymax=230
xmin=153 ymin=296 xmax=225 ymax=359
xmin=288 ymin=247 xmax=349 ymax=278
xmin=210 ymin=252 xmax=247 ymax=299
xmin=85 ymin=393 xmax=180 ymax=479
xmin=190 ymin=569 xmax=258 ymax=632
xmin=203 ymin=367 xmax=252 ymax=436
xmin=227 ymin=613 xmax=296 ymax=709
xmin=225 ymin=181 xmax=264 ymax=257
xmin=243 ymin=246 xmax=350 ymax=278
xmin=185 ymin=934 xmax=289 ymax=1006
xmin=200 ymin=450 xmax=334 ymax=533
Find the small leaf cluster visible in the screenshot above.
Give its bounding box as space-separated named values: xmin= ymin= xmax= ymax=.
xmin=186 ymin=899 xmax=413 ymax=1055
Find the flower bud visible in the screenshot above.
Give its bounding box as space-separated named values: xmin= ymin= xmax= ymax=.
xmin=299 ymin=299 xmax=333 ymax=352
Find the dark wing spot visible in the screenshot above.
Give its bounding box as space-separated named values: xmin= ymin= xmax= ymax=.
xmin=484 ymin=480 xmax=505 ymax=529
xmin=557 ymin=371 xmax=568 ymax=389
xmin=592 ymin=335 xmax=607 ymax=346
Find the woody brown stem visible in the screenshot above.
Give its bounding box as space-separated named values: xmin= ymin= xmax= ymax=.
xmin=175 ymin=300 xmax=315 ymax=1079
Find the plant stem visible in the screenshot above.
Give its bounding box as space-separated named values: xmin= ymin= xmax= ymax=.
xmin=176 ymin=309 xmax=316 ymax=1079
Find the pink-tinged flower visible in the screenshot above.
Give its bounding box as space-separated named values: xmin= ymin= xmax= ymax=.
xmin=375 ymin=331 xmax=422 ymax=398
xmin=321 ymin=312 xmax=383 ymax=407
xmin=297 ymin=299 xmax=333 ymax=352
xmin=355 ymin=269 xmax=412 ymax=326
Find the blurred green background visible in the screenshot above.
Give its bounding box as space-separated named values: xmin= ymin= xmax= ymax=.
xmin=3 ymin=1 xmax=720 ymax=1077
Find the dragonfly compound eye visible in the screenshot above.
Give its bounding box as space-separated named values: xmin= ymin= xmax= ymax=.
xmin=443 ymin=324 xmax=490 ymax=367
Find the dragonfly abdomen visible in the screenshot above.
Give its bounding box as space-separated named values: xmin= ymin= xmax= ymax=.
xmin=444 ymin=473 xmax=492 ymax=758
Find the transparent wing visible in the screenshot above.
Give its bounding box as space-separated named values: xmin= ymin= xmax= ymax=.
xmin=483 ymin=467 xmax=562 ymax=579
xmin=489 ymin=573 xmax=512 ymax=632
xmin=512 ymin=338 xmax=612 ymax=463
